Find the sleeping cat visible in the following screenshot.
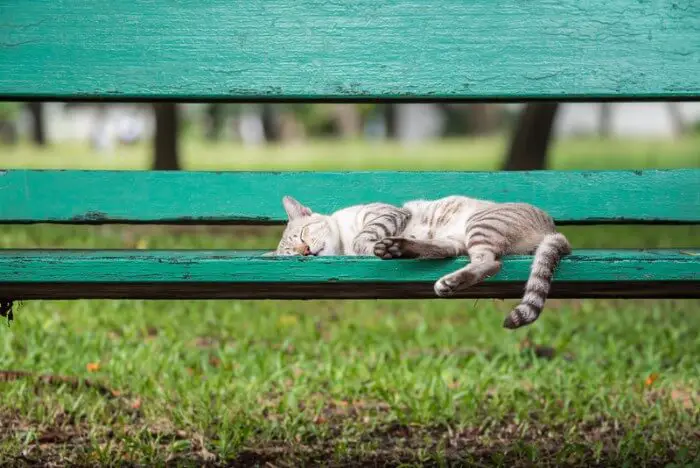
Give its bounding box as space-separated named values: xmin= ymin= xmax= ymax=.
xmin=273 ymin=195 xmax=571 ymax=329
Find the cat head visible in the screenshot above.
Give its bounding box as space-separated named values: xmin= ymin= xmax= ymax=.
xmin=271 ymin=196 xmax=341 ymax=256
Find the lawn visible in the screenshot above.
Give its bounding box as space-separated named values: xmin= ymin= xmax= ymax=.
xmin=1 ymin=136 xmax=699 ymax=466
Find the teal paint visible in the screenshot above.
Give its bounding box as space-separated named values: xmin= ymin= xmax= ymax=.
xmin=1 ymin=170 xmax=698 ymax=225
xmin=1 ymin=1 xmax=698 ymax=100
xmin=1 ymin=249 xmax=697 ymax=283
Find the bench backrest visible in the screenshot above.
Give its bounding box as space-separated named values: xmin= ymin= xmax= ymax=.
xmin=1 ymin=2 xmax=698 ymax=101
xmin=0 ymin=170 xmax=698 ymax=226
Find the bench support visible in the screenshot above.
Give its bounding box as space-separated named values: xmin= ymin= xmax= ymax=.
xmin=1 ymin=249 xmax=696 ymax=300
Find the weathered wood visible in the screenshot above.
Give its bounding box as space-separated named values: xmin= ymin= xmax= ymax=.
xmin=0 ymin=250 xmax=697 ymax=300
xmin=1 ymin=281 xmax=697 ymax=301
xmin=1 ymin=170 xmax=698 ymax=225
xmin=1 ymin=1 xmax=698 ymax=101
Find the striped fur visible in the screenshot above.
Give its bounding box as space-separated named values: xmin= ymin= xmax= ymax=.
xmin=503 ymin=232 xmax=571 ymax=329
xmin=273 ymin=195 xmax=571 ymax=329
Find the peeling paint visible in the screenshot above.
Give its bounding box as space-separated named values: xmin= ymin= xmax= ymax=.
xmin=70 ymin=211 xmax=108 ymax=222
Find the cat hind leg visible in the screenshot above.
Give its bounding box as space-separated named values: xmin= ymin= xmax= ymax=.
xmin=434 ymin=247 xmax=501 ymax=297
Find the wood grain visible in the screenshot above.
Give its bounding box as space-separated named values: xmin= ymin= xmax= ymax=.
xmin=0 ymin=250 xmax=697 ymax=300
xmin=1 ymin=169 xmax=698 ymax=225
xmin=1 ymin=1 xmax=698 ymax=101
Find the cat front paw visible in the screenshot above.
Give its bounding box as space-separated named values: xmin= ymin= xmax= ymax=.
xmin=373 ymin=237 xmax=409 ymax=259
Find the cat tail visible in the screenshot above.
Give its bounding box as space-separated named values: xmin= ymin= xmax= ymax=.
xmin=503 ymin=232 xmax=571 ymax=329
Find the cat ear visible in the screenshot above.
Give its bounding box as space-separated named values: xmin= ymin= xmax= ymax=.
xmin=261 ymin=251 xmax=276 ymax=257
xmin=282 ymin=196 xmax=312 ymax=220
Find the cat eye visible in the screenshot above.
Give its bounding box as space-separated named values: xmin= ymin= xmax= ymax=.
xmin=300 ymin=222 xmax=322 ymax=241
xmin=299 ymin=228 xmax=318 ymax=256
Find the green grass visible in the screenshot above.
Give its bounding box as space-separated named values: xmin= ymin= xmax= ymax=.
xmin=0 ymin=136 xmax=699 ymax=466
xmin=1 ymin=134 xmax=699 ymax=171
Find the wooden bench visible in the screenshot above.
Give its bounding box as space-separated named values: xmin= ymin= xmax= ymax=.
xmin=0 ymin=170 xmax=697 ymax=300
xmin=0 ymin=2 xmax=698 ymax=303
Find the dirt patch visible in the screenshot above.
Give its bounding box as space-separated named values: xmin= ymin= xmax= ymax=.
xmin=2 ymin=407 xmax=697 ymax=467
xmin=0 ymin=369 xmax=131 ymax=399
xmin=229 ymin=419 xmax=698 ymax=467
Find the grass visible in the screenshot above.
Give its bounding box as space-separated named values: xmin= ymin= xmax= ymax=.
xmin=0 ymin=135 xmax=699 ymax=466
xmin=1 ymin=133 xmax=699 ymax=171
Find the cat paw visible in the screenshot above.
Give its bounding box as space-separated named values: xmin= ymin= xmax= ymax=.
xmin=434 ymin=276 xmax=459 ymax=297
xmin=373 ymin=237 xmax=408 ymax=259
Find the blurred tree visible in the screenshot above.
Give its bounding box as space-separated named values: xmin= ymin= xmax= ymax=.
xmin=383 ymin=104 xmax=398 ymax=139
xmin=261 ymin=104 xmax=282 ymax=142
xmin=205 ymin=104 xmax=225 ymax=141
xmin=438 ymin=103 xmax=468 ymax=136
xmin=667 ymin=103 xmax=685 ymax=136
xmin=278 ymin=110 xmax=306 ymax=142
xmin=502 ymin=103 xmax=559 ymax=171
xmin=0 ymin=102 xmax=20 ymax=145
xmin=153 ymin=103 xmax=180 ymax=170
xmin=466 ymin=104 xmax=501 ymax=136
xmin=599 ymin=103 xmax=612 ymax=138
xmin=440 ymin=103 xmax=503 ymax=137
xmin=27 ymin=102 xmax=47 ymax=146
xmin=290 ymin=104 xmax=330 ymax=136
xmin=260 ymin=104 xmax=308 ymax=142
xmin=281 ymin=104 xmax=373 ymax=139
xmin=331 ymin=104 xmax=361 ymax=137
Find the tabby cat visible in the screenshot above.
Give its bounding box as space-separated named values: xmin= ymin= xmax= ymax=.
xmin=273 ymin=195 xmax=571 ymax=329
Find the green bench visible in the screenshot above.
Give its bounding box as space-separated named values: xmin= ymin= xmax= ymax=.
xmin=0 ymin=170 xmax=697 ymax=301
xmin=1 ymin=2 xmax=698 ymax=304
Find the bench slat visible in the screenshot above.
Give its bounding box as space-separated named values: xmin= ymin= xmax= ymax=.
xmin=1 ymin=170 xmax=698 ymax=225
xmin=0 ymin=249 xmax=697 ymax=300
xmin=1 ymin=1 xmax=698 ymax=100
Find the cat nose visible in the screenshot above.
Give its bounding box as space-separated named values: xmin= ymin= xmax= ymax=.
xmin=295 ymin=243 xmax=311 ymax=256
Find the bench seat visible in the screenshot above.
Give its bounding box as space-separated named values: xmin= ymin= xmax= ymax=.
xmin=1 ymin=169 xmax=697 ymax=301
xmin=0 ymin=169 xmax=697 ymax=225
xmin=1 ymin=249 xmax=697 ymax=300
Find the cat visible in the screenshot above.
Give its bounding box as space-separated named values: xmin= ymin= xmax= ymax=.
xmin=272 ymin=195 xmax=571 ymax=329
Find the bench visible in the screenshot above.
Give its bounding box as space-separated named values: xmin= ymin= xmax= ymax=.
xmin=1 ymin=2 xmax=698 ymax=303
xmin=0 ymin=170 xmax=697 ymax=301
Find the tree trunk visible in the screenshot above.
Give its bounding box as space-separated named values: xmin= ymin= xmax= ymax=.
xmin=332 ymin=104 xmax=362 ymax=138
xmin=27 ymin=102 xmax=46 ymax=146
xmin=667 ymin=103 xmax=685 ymax=136
xmin=383 ymin=104 xmax=398 ymax=139
xmin=152 ymin=103 xmax=180 ymax=171
xmin=467 ymin=103 xmax=500 ymax=136
xmin=0 ymin=121 xmax=18 ymax=145
xmin=205 ymin=104 xmax=225 ymax=141
xmin=278 ymin=111 xmax=306 ymax=142
xmin=502 ymin=103 xmax=559 ymax=171
xmin=598 ymin=103 xmax=612 ymax=138
xmin=261 ymin=104 xmax=281 ymax=142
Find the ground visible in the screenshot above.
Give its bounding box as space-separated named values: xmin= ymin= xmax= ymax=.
xmin=0 ymin=136 xmax=698 ymax=466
